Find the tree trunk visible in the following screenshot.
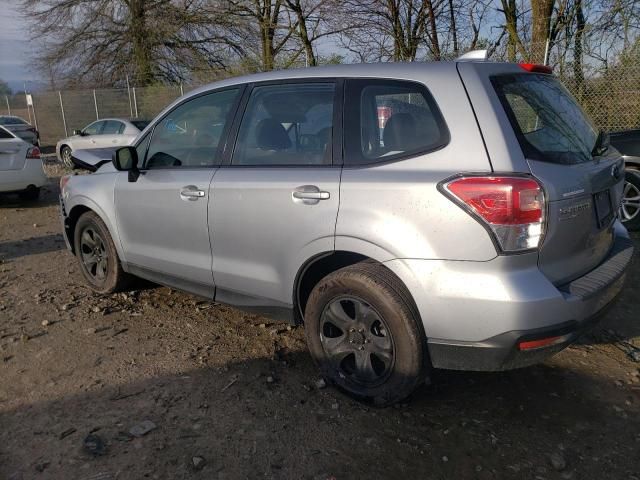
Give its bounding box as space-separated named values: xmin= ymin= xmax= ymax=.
xmin=292 ymin=2 xmax=317 ymax=66
xmin=573 ymin=0 xmax=585 ymax=99
xmin=530 ymin=0 xmax=555 ymax=63
xmin=500 ymin=0 xmax=523 ymax=62
xmin=425 ymin=0 xmax=441 ymax=59
xmin=130 ymin=0 xmax=153 ymax=85
xmin=448 ymin=0 xmax=458 ymax=56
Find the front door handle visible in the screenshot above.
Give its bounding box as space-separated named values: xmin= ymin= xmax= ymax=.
xmin=292 ymin=185 xmax=330 ymax=205
xmin=180 ymin=185 xmax=206 ymax=201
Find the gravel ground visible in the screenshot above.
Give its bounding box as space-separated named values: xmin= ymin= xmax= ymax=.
xmin=1 ymin=165 xmax=639 ymax=480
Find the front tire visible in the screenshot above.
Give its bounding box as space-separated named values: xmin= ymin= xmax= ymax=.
xmin=621 ymin=170 xmax=640 ymax=231
xmin=304 ymin=262 xmax=429 ymax=406
xmin=61 ymin=145 xmax=73 ymax=169
xmin=74 ymin=212 xmax=132 ymax=294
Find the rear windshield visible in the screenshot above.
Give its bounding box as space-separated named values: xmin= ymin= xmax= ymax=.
xmin=0 ymin=116 xmax=28 ymax=126
xmin=131 ymin=120 xmax=149 ymax=131
xmin=492 ymin=74 xmax=597 ymax=164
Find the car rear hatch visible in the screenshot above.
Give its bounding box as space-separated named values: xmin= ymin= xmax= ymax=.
xmin=458 ymin=62 xmax=625 ymax=285
xmin=0 ymin=138 xmax=28 ymax=171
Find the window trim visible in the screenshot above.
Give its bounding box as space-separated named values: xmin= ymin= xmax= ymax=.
xmin=221 ymin=77 xmax=344 ymax=168
xmin=342 ymin=78 xmax=450 ymax=168
xmin=137 ymin=85 xmax=246 ymax=171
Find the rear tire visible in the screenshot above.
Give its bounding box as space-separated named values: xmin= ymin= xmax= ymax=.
xmin=61 ymin=145 xmax=73 ymax=169
xmin=18 ymin=185 xmax=40 ymax=201
xmin=621 ymin=170 xmax=640 ymax=231
xmin=74 ymin=211 xmax=132 ymax=294
xmin=304 ymin=262 xmax=429 ymax=406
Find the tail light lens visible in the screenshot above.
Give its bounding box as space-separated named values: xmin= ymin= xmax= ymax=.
xmin=26 ymin=146 xmax=41 ymax=159
xmin=442 ymin=176 xmax=545 ymax=252
xmin=60 ymin=175 xmax=71 ymax=192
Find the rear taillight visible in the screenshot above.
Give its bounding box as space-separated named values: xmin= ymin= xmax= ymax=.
xmin=442 ymin=176 xmax=545 ymax=252
xmin=26 ymin=146 xmax=41 ymax=159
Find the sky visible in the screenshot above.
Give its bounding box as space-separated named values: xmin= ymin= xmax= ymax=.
xmin=0 ymin=0 xmax=40 ymax=92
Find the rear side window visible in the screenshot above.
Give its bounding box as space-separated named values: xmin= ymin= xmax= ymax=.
xmin=0 ymin=126 xmax=14 ymax=139
xmin=344 ymin=79 xmax=449 ymax=165
xmin=492 ymin=74 xmax=597 ymax=164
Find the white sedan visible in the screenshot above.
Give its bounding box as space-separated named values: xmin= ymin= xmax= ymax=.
xmin=56 ymin=118 xmax=149 ymax=168
xmin=0 ymin=126 xmax=46 ymax=200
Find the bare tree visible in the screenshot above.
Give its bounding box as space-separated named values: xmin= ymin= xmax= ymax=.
xmin=338 ymin=0 xmax=446 ymax=62
xmin=20 ymin=0 xmax=236 ymax=87
xmin=224 ymin=0 xmax=302 ymax=71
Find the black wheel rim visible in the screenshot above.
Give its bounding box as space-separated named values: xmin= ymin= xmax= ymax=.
xmin=80 ymin=227 xmax=108 ymax=282
xmin=621 ymin=180 xmax=640 ymax=222
xmin=320 ymin=296 xmax=394 ymax=387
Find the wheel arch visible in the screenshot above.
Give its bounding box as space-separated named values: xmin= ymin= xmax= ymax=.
xmin=294 ymin=250 xmax=422 ymax=329
xmin=64 ymin=201 xmax=124 ymax=261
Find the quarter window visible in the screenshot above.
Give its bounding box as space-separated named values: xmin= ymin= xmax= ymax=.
xmin=232 ymin=83 xmax=335 ymax=166
xmin=145 ymin=88 xmax=240 ymax=169
xmin=344 ymin=79 xmax=448 ymax=165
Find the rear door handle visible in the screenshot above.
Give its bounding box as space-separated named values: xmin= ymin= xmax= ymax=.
xmin=293 ymin=191 xmax=330 ymax=200
xmin=292 ymin=185 xmax=330 ymax=204
xmin=180 ymin=185 xmax=206 ymax=201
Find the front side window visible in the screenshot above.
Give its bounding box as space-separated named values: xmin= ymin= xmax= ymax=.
xmin=145 ymin=88 xmax=240 ymax=169
xmin=492 ymin=73 xmax=597 ymax=164
xmin=102 ymin=120 xmax=123 ymax=135
xmin=83 ymin=121 xmax=104 ymax=135
xmin=344 ymin=79 xmax=449 ymax=165
xmin=232 ymin=82 xmax=335 ymax=166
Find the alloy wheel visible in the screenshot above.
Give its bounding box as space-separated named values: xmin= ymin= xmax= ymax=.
xmin=621 ymin=179 xmax=640 ymax=223
xmin=320 ymin=296 xmax=395 ymax=386
xmin=79 ymin=227 xmax=109 ymax=282
xmin=62 ymin=148 xmax=73 ymax=168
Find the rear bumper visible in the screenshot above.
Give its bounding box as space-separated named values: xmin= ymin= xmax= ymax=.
xmin=386 ymin=223 xmax=634 ymax=371
xmin=0 ymin=162 xmax=47 ymax=193
xmin=427 ymin=298 xmax=619 ymax=371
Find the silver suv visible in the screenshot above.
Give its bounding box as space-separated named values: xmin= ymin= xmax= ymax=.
xmin=60 ymin=58 xmax=634 ymax=405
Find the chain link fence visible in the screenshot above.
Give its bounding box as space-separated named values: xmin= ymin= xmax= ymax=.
xmin=1 ymin=84 xmax=188 ymax=146
xmin=2 ymin=60 xmax=639 ymax=147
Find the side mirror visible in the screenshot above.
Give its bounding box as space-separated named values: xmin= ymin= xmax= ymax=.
xmin=112 ymin=146 xmax=140 ymax=182
xmin=73 ymin=129 xmax=84 ymax=136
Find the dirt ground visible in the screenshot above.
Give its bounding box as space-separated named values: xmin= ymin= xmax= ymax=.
xmin=1 ymin=165 xmax=639 ymax=480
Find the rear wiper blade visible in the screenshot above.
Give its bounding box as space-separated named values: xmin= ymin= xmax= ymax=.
xmin=591 ymin=129 xmax=610 ymax=157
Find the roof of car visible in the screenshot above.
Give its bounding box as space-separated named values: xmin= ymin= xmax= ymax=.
xmin=191 ymin=61 xmax=462 ymax=97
